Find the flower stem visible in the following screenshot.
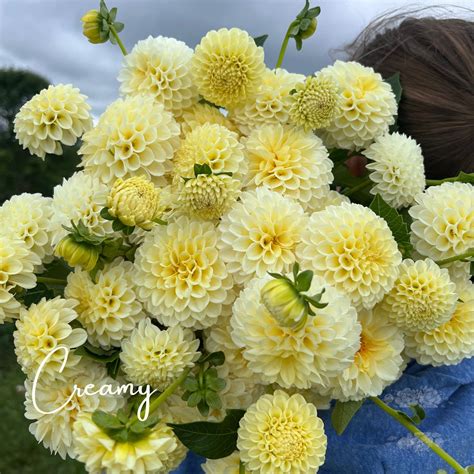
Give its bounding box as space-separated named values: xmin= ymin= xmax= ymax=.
xmin=343 ymin=177 xmax=372 ymax=197
xmin=275 ymin=21 xmax=296 ymax=68
xmin=239 ymin=460 xmax=245 ymax=474
xmin=426 ymin=174 xmax=473 ymax=186
xmin=109 ymin=24 xmax=127 ymax=56
xmin=129 ymin=367 xmax=191 ymax=425
xmin=371 ymin=397 xmax=467 ymax=473
xmin=36 ymin=276 xmax=67 ymax=286
xmin=435 ymin=249 xmax=474 ymax=266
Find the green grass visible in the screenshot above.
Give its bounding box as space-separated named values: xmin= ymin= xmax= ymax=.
xmin=0 ymin=324 xmax=85 ymax=474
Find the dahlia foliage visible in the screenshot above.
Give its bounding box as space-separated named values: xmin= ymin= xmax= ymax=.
xmin=3 ymin=1 xmax=474 ymax=473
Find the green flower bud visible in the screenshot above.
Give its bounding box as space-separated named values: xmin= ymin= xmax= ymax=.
xmin=81 ymin=10 xmax=104 ymax=44
xmin=261 ymin=278 xmax=308 ymax=330
xmin=299 ymin=18 xmax=317 ymax=39
xmin=55 ymin=236 xmax=100 ymax=271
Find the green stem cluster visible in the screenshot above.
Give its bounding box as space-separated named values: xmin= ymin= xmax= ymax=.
xmin=371 ymin=397 xmax=467 ymax=473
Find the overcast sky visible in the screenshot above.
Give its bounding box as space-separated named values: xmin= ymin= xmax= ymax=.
xmin=0 ymin=0 xmax=472 ymax=114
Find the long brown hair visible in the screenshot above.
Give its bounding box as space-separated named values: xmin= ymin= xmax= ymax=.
xmin=347 ymin=8 xmax=474 ymax=179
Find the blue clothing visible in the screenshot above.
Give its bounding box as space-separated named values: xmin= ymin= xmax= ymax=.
xmin=173 ymin=359 xmax=474 ymax=473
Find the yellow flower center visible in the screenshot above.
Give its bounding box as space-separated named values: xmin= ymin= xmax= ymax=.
xmin=264 ymin=417 xmax=308 ymax=462
xmin=209 ymin=55 xmax=249 ymax=100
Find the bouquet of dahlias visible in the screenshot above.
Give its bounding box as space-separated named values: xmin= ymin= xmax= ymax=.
xmin=3 ymin=1 xmax=474 ymax=473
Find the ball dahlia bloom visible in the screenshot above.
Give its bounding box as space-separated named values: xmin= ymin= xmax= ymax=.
xmin=178 ymin=103 xmax=239 ymax=136
xmin=237 ymin=390 xmax=327 ymax=473
xmin=202 ymin=451 xmax=246 ymax=474
xmin=14 ymin=84 xmax=92 ymax=159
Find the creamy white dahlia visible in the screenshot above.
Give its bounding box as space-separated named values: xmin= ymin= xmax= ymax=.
xmin=381 ymin=259 xmax=457 ymax=333
xmin=324 ymin=306 xmax=405 ymax=401
xmin=231 ymin=274 xmax=360 ymax=389
xmin=134 ymin=215 xmax=234 ymax=328
xmin=307 ymin=189 xmax=350 ymax=212
xmin=202 ymin=452 xmax=246 ymax=474
xmin=243 ymin=124 xmax=333 ymax=210
xmin=229 ymin=68 xmax=304 ymax=135
xmin=297 ymin=203 xmax=402 ymax=309
xmin=0 ymin=289 xmax=22 ymax=324
xmin=178 ymin=103 xmax=239 ymax=136
xmin=364 ymin=133 xmax=425 ymax=209
xmin=79 ymin=95 xmax=180 ymax=186
xmin=409 ymin=182 xmax=474 ymax=260
xmin=319 ymin=61 xmax=397 ymax=150
xmin=14 ymin=84 xmax=92 ymax=159
xmin=192 ymin=28 xmax=266 ymax=108
xmin=405 ymin=280 xmax=474 ymax=366
xmin=120 ymin=318 xmax=200 ymax=390
xmin=218 ymin=187 xmax=308 ymax=284
xmin=65 ymin=259 xmax=145 ymax=348
xmin=237 ymin=390 xmax=327 ymax=473
xmin=14 ymin=297 xmax=87 ymax=382
xmin=24 ymin=359 xmax=123 ymax=459
xmin=48 ymin=171 xmax=113 ymax=245
xmin=118 ymin=35 xmax=198 ymax=115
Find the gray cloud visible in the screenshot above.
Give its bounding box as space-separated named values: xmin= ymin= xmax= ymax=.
xmin=1 ymin=0 xmax=472 ymax=114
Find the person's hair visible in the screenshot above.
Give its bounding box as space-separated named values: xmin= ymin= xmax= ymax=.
xmin=346 ymin=7 xmax=474 ymax=179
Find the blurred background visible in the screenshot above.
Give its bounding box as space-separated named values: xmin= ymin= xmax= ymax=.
xmin=0 ymin=1 xmax=472 ymax=472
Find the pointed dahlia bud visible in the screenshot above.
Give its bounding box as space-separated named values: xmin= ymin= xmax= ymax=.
xmin=81 ymin=10 xmax=104 ymax=44
xmin=261 ymin=278 xmax=308 ymax=330
xmin=55 ymin=236 xmax=100 ymax=271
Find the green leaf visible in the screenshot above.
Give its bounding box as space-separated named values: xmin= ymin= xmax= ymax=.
xmin=331 ymin=400 xmax=364 ymax=435
xmin=100 ymin=207 xmax=115 ymax=221
xmin=465 ymin=466 xmax=474 ymax=473
xmin=169 ymin=409 xmax=245 ymax=459
xmin=187 ymin=391 xmax=203 ymax=408
xmin=385 ymin=72 xmax=402 ymax=105
xmin=199 ymin=351 xmax=225 ymax=367
xmin=206 ymin=390 xmax=222 ymax=410
xmin=369 ymin=194 xmax=413 ymax=258
xmin=294 ymin=36 xmax=303 ymax=51
xmin=397 ymin=410 xmax=415 ymax=425
xmin=99 ymin=0 xmax=108 ymax=18
xmin=457 ymin=171 xmax=474 ymax=184
xmin=21 ymin=283 xmax=55 ymax=306
xmin=305 ymin=288 xmax=328 ymax=309
xmin=292 ymin=262 xmax=300 ymax=281
xmin=296 ymin=0 xmax=310 ymax=19
xmin=289 ymin=23 xmax=301 ymax=36
xmin=75 ymin=343 xmax=120 ymax=364
xmin=307 ymin=6 xmax=321 ymax=17
xmin=109 ymin=7 xmax=117 ymax=21
xmin=194 ymin=163 xmax=213 ymax=176
xmin=296 ymin=270 xmax=313 ymax=292
xmin=328 ymin=148 xmax=349 ymax=165
xmin=112 ymin=219 xmax=127 ymax=232
xmin=207 ymin=377 xmax=226 ymax=392
xmin=130 ymin=411 xmax=161 ymax=433
xmin=113 ymin=21 xmax=124 ymax=33
xmin=198 ymin=399 xmax=210 ymax=417
xmin=408 ymin=404 xmax=426 ymax=424
xmin=253 ymin=34 xmax=268 ymax=47
xmin=183 ymin=376 xmax=199 ymax=393
xmin=92 ymin=410 xmax=124 ymax=431
xmin=106 ymin=357 xmax=121 ymax=379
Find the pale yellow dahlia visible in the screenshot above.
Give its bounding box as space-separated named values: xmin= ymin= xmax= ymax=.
xmin=203 ymin=452 xmax=247 ymax=474
xmin=318 ymin=61 xmax=397 ymax=150
xmin=0 ymin=289 xmax=22 ymax=324
xmin=118 ymin=36 xmax=198 ymax=115
xmin=65 ymin=259 xmax=145 ymax=348
xmin=447 ymin=261 xmax=471 ymax=287
xmin=178 ymin=103 xmax=239 ymax=136
xmin=107 ymin=176 xmax=165 ymax=230
xmin=231 ymin=275 xmax=360 ymax=389
xmin=364 ymin=133 xmax=425 ymax=209
xmin=381 ymin=259 xmax=457 ymax=333
xmin=307 ymin=189 xmax=350 ymax=212
xmin=175 ymin=173 xmax=241 ymax=220
xmin=48 ymin=171 xmax=113 ymax=246
xmin=243 ymin=124 xmax=333 ymax=209
xmin=14 ymin=84 xmax=92 ymax=159
xmin=324 ymin=306 xmax=404 ymax=401
xmin=229 ymin=68 xmax=305 ymax=135
xmin=237 ymin=390 xmax=327 ymax=473
xmin=14 ymin=297 xmax=87 ymax=382
xmin=24 ymin=359 xmax=123 ymax=460
xmin=134 ymin=215 xmax=234 ymax=328
xmin=192 ymin=28 xmax=266 ymax=108
xmin=218 ymin=187 xmax=308 ymax=284
xmin=409 ymin=182 xmax=474 ymax=260
xmin=0 ymin=193 xmax=53 ymax=262
xmin=297 ymin=203 xmax=402 ymax=309
xmin=73 ymin=413 xmax=179 ymax=474
xmin=79 ymin=95 xmax=180 ymax=186
xmin=405 ymin=280 xmax=474 ymax=366
xmin=289 ymin=75 xmax=340 ymax=131
xmin=120 ymin=318 xmax=200 ymax=390
xmin=173 ymin=123 xmax=245 ymax=179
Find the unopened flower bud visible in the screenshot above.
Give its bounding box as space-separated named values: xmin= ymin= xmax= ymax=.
xmin=107 ymin=176 xmax=163 ymax=230
xmin=300 ymin=18 xmax=317 ymax=39
xmin=81 ymin=10 xmax=104 ymax=44
xmin=261 ymin=278 xmax=308 ymax=330
xmin=55 ymin=236 xmax=100 ymax=271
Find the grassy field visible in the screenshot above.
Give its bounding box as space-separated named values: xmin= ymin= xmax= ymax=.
xmin=0 ymin=324 xmax=85 ymax=474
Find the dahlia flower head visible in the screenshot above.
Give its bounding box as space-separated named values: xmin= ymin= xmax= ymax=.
xmin=178 ymin=103 xmax=239 ymax=136
xmin=79 ymin=94 xmax=180 ymax=186
xmin=202 ymin=451 xmax=246 ymax=474
xmin=14 ymin=84 xmax=92 ymax=159
xmin=318 ymin=61 xmax=397 ymax=150
xmin=134 ymin=215 xmax=234 ymax=328
xmin=64 ymin=258 xmax=145 ymax=348
xmin=405 ymin=279 xmax=474 ymax=366
xmin=118 ymin=35 xmax=199 ymax=115
xmin=230 ymin=274 xmax=361 ymax=389
xmin=237 ymin=390 xmax=327 ymax=473
xmin=243 ymin=124 xmax=333 ymax=211
xmin=364 ymin=132 xmax=426 ymax=209
xmin=297 ymin=203 xmax=402 ymax=309
xmin=218 ymin=187 xmax=308 ymax=284
xmin=381 ymin=258 xmax=457 ymax=333
xmin=229 ymin=68 xmax=305 ymax=135
xmin=409 ymin=182 xmax=474 ymax=260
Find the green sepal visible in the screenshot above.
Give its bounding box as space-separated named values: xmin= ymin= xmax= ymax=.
xmin=253 ymin=34 xmax=268 ymax=47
